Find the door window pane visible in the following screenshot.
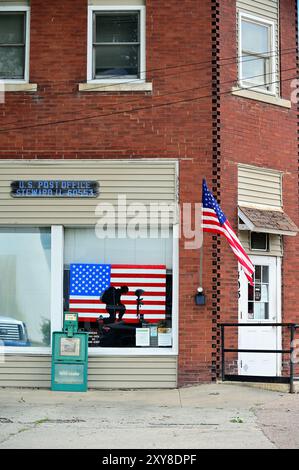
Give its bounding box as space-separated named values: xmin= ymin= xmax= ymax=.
xmin=248 ymin=283 xmax=254 ymax=301
xmin=262 ymin=266 xmax=269 ymax=283
xmin=261 ymin=284 xmax=269 ymax=302
xmin=254 ymin=284 xmax=261 ymax=301
xmin=247 ymin=264 xmax=270 ymax=321
xmin=0 ymin=228 xmax=51 ymax=347
xmin=254 ymin=302 xmax=265 ymax=320
xmin=255 ymin=265 xmax=261 ymax=282
xmin=248 ymin=302 xmax=254 ymax=319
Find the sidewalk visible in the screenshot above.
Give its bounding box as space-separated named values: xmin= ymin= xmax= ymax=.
xmin=0 ymin=383 xmax=298 ymax=449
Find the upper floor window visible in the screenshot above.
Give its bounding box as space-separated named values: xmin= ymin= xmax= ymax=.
xmin=239 ymin=12 xmax=276 ymax=94
xmin=88 ymin=5 xmax=146 ymax=82
xmin=0 ymin=6 xmax=30 ymax=82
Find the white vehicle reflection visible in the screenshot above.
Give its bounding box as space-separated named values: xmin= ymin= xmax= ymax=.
xmin=0 ymin=316 xmax=31 ymax=347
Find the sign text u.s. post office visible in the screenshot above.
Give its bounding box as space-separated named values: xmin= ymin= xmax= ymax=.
xmin=11 ymin=180 xmax=100 ymax=198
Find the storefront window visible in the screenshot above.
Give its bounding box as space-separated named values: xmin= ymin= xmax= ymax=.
xmin=64 ymin=228 xmax=173 ymax=349
xmin=0 ymin=228 xmax=51 ymax=348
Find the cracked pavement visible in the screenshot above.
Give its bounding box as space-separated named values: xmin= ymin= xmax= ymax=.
xmin=0 ymin=383 xmax=298 ymax=449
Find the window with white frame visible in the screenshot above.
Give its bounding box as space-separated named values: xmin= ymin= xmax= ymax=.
xmin=239 ymin=12 xmax=276 ymax=94
xmin=0 ymin=228 xmax=51 ymax=349
xmin=0 ymin=6 xmax=30 ymax=81
xmin=88 ymin=5 xmax=145 ymax=82
xmin=63 ymin=228 xmax=173 ymax=349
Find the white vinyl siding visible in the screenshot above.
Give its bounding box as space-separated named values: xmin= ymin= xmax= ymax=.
xmin=239 ymin=230 xmax=283 ymax=257
xmin=0 ymin=355 xmax=178 ymax=389
xmin=238 ymin=164 xmax=282 ymax=209
xmin=0 ymin=160 xmax=178 ymax=226
xmin=237 ymin=0 xmax=280 ymax=95
xmin=237 ymin=0 xmax=279 ymax=20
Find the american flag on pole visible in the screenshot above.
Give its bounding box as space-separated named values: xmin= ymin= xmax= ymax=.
xmin=201 ymin=179 xmax=254 ymax=285
xmin=69 ymin=264 xmax=167 ymax=323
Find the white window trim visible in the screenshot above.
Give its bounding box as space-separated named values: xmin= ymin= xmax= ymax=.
xmin=85 ymin=223 xmax=179 ymax=357
xmin=238 ymin=11 xmax=277 ymax=97
xmin=87 ymin=4 xmax=146 ymax=84
xmin=0 ymin=5 xmax=30 ymax=84
xmin=238 ymin=256 xmax=282 ymax=376
xmin=4 ymin=221 xmax=179 ymax=357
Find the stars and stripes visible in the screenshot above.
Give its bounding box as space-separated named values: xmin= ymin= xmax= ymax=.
xmin=201 ymin=179 xmax=254 ymax=285
xmin=69 ymin=264 xmax=167 ymax=323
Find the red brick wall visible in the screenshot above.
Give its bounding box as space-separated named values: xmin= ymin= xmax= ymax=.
xmin=218 ymin=0 xmax=299 ymax=373
xmin=0 ymin=0 xmax=297 ymax=386
xmin=0 ymin=0 xmax=216 ymax=385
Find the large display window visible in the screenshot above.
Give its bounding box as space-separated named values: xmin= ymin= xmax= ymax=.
xmin=63 ymin=228 xmax=174 ymax=349
xmin=0 ymin=228 xmax=51 ymax=348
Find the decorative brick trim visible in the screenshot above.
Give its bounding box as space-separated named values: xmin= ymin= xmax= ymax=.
xmin=211 ymin=0 xmax=221 ymax=382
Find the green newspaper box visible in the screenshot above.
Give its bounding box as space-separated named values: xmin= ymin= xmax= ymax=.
xmin=51 ymin=313 xmax=89 ymax=392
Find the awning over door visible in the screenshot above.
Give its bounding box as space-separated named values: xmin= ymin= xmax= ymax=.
xmin=238 ymin=206 xmax=299 ymax=236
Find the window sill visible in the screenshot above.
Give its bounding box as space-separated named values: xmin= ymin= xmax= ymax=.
xmin=79 ymin=82 xmax=153 ymax=93
xmin=1 ymin=83 xmax=37 ymax=93
xmin=2 ymin=348 xmax=178 ymax=356
xmin=231 ymin=87 xmax=291 ymax=109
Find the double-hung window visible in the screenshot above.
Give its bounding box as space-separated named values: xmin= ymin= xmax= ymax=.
xmin=0 ymin=6 xmax=30 ymax=82
xmin=88 ymin=5 xmax=145 ymax=83
xmin=239 ymin=12 xmax=276 ymax=94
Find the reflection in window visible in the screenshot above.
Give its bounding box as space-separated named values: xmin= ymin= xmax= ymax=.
xmin=64 ymin=228 xmax=173 ymax=348
xmin=93 ymin=12 xmax=140 ymax=79
xmin=0 ymin=228 xmax=51 ymax=347
xmin=240 ymin=15 xmax=274 ymax=93
xmin=0 ymin=12 xmax=27 ymax=79
xmin=250 ymin=232 xmax=269 ymax=251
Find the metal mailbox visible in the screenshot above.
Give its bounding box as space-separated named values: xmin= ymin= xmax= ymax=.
xmin=51 ymin=312 xmax=88 ymax=392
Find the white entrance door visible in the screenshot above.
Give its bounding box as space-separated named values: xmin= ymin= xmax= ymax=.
xmin=238 ymin=256 xmax=281 ymax=377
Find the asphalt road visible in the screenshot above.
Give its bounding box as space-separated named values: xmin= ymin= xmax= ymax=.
xmin=0 ymin=383 xmax=298 ymax=449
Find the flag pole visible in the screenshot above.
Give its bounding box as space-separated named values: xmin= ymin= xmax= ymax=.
xmin=199 ymin=239 xmax=203 ymax=290
xmin=195 ymin=180 xmax=206 ymax=305
xmin=194 ymin=184 xmax=205 ymax=305
xmin=198 ymin=180 xmax=205 ymax=298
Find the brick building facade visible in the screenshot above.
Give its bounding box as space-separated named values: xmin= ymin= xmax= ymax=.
xmin=0 ymin=0 xmax=297 ymax=388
